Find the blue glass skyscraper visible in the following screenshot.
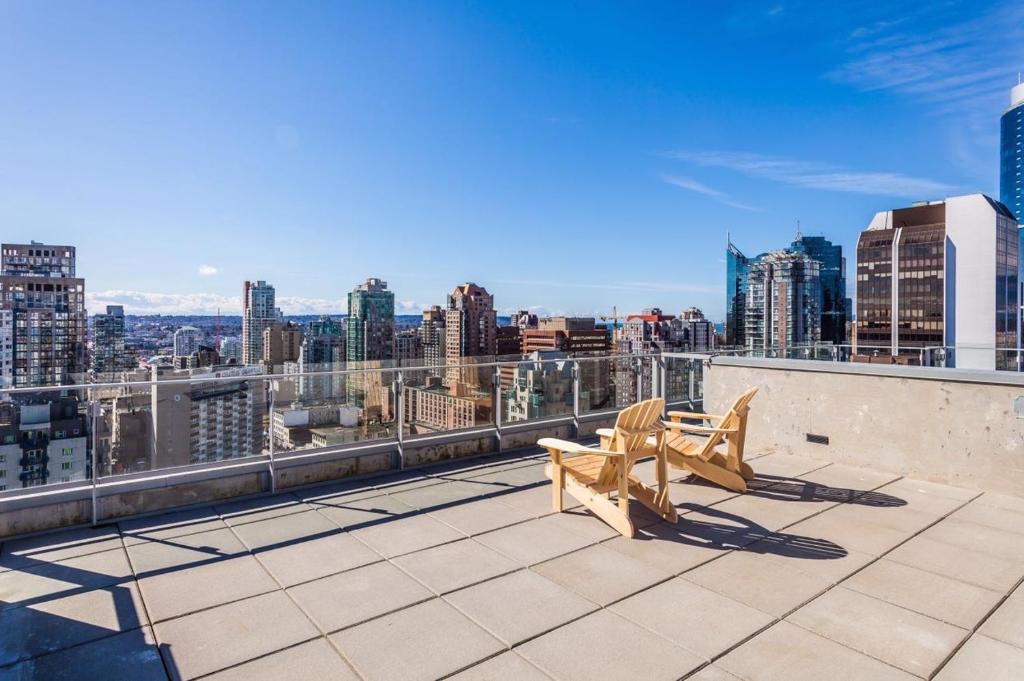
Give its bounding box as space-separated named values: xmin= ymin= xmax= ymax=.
xmin=790 ymin=234 xmax=849 ymax=345
xmin=727 ymin=233 xmax=848 ymax=348
xmin=1001 ymin=83 xmax=1024 ymax=222
xmin=725 ymin=240 xmax=754 ymax=347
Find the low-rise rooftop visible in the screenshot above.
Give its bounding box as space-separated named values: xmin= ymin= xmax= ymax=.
xmin=1 ymin=445 xmax=1021 ymax=680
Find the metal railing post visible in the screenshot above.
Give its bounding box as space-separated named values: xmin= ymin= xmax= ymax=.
xmin=657 ymin=355 xmax=667 ymax=417
xmin=688 ymin=362 xmax=696 ymax=407
xmin=494 ymin=365 xmax=503 ymax=452
xmin=268 ymin=381 xmax=276 ymax=494
xmin=90 ymin=400 xmax=99 ymax=527
xmin=395 ymin=371 xmax=405 ymax=470
xmin=572 ymin=360 xmax=580 ymax=437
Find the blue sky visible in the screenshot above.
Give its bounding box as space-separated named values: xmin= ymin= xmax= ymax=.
xmin=1 ymin=1 xmax=1022 ymax=321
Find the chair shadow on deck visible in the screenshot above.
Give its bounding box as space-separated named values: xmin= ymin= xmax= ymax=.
xmin=676 ymin=472 xmax=907 ymax=508
xmin=747 ymin=474 xmax=907 ymax=507
xmin=634 ymin=501 xmax=849 ymax=562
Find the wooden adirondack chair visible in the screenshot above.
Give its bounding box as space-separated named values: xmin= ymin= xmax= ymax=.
xmin=662 ymin=387 xmax=758 ymax=493
xmin=539 ymin=398 xmax=677 ymax=539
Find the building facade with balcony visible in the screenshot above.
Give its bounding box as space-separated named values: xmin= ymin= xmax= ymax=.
xmin=0 ymin=243 xmax=87 ymax=388
xmin=242 ymin=280 xmax=280 ymax=365
xmin=744 ymin=251 xmax=822 ymax=351
xmin=0 ymin=398 xmax=88 ymax=490
xmin=91 ymin=304 xmax=135 ymax=377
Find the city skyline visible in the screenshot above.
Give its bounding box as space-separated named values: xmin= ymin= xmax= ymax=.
xmin=3 ymin=2 xmax=1023 ymax=319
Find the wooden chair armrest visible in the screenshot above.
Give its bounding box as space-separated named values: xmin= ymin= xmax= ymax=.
xmin=537 ymin=438 xmax=625 ymax=458
xmin=594 ymin=428 xmax=615 ymax=439
xmin=663 ymin=422 xmax=739 ymax=435
xmin=667 ymin=411 xmax=724 ymax=422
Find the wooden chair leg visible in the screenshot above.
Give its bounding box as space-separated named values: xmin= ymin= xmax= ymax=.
xmin=655 ymin=451 xmax=672 ymax=514
xmin=546 ymin=448 xmax=564 ymax=512
xmin=565 ymin=476 xmax=635 ymax=538
xmin=627 ymin=476 xmax=678 ymax=522
xmin=739 ymin=462 xmax=755 ymax=481
xmin=617 ymin=464 xmax=629 ymax=516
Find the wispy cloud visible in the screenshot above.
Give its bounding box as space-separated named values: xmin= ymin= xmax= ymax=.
xmin=828 ymin=3 xmax=1024 ymax=119
xmin=661 ymin=175 xmax=760 ymax=211
xmin=197 ymin=264 xmax=219 ymax=277
xmin=667 ymin=151 xmax=955 ymax=199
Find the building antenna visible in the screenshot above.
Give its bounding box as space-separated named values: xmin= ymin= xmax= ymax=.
xmin=795 ymin=220 xmax=802 ymax=241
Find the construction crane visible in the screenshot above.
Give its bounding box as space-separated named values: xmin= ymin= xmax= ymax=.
xmin=598 ymin=306 xmax=620 ymax=343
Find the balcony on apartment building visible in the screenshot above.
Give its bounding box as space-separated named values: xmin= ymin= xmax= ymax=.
xmin=0 ymin=351 xmax=1022 ymax=680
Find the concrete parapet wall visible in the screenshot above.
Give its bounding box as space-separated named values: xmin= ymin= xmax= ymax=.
xmin=705 ymin=357 xmax=1024 ymax=495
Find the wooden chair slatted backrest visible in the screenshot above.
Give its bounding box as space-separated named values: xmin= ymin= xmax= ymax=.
xmin=699 ymin=387 xmax=758 ymax=462
xmin=595 ymin=397 xmax=665 ymax=488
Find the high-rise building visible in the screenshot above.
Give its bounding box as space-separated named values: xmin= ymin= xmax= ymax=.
xmin=395 ymin=328 xmax=423 ymax=363
xmin=262 ymin=322 xmax=302 ymax=368
xmin=173 ymin=326 xmax=203 ymax=358
xmin=856 ymin=194 xmax=1019 ymax=370
xmin=729 ymin=234 xmax=848 ymax=348
xmin=347 ymin=278 xmax=395 ymax=362
xmin=725 ymin=240 xmax=757 ymax=347
xmin=92 ymin=305 xmax=135 ymax=376
xmin=518 ymin=317 xmax=611 ymax=410
xmin=495 ymin=326 xmax=522 ymax=357
xmin=298 ymin=316 xmax=346 ymax=400
xmin=445 ymin=283 xmax=497 ymax=386
xmin=745 ymin=252 xmax=822 ymax=351
xmin=402 ymin=378 xmax=491 ymax=433
xmin=678 ymin=307 xmax=716 ymax=352
xmin=242 ymin=280 xmax=279 ymax=365
xmin=620 ymin=308 xmax=682 ymax=353
xmin=219 ymin=338 xmax=242 ymax=364
xmin=0 ymin=398 xmax=89 ymax=489
xmin=0 ymin=243 xmax=87 ymax=387
xmin=522 ymin=317 xmax=610 ymax=354
xmin=1001 ymin=82 xmax=1024 ymax=222
xmin=503 ymin=351 xmax=574 ymax=423
xmin=150 ymin=365 xmax=267 ymax=468
xmin=419 ymin=306 xmax=446 ymax=370
xmin=790 ymin=234 xmax=849 ymax=344
xmin=509 ymin=310 xmax=539 ymax=330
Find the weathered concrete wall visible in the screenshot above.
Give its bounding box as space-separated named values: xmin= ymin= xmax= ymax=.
xmin=99 ymin=472 xmax=265 ymax=521
xmin=705 ymin=357 xmax=1024 ymax=495
xmin=277 ymin=451 xmax=393 ymax=490
xmin=0 ymin=498 xmax=90 ymax=538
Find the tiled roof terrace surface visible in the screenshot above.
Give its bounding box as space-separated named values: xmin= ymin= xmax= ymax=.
xmin=0 ymin=447 xmax=1022 ymax=680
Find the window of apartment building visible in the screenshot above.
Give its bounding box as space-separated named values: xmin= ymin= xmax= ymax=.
xmin=62 ymin=447 xmax=73 ymax=457
xmin=61 ymin=461 xmax=73 ymax=470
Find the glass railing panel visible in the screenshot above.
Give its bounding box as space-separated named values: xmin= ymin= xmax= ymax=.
xmin=663 ymin=356 xmax=703 ymax=407
xmin=577 ymin=355 xmax=630 ymax=414
xmin=0 ymin=386 xmax=92 ymax=492
xmin=274 ymin=363 xmax=398 ymax=454
xmin=500 ymin=357 xmax=574 ymax=425
xmin=401 ymin=361 xmax=496 ymax=438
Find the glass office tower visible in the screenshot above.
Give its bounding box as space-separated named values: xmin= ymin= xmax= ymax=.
xmin=790 ymin=235 xmax=849 ymax=345
xmin=1001 ymin=83 xmax=1024 ymax=222
xmin=725 ymin=241 xmax=754 ymax=347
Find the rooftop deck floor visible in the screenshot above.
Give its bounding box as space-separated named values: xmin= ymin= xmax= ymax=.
xmin=1 ymin=448 xmax=1023 ymax=680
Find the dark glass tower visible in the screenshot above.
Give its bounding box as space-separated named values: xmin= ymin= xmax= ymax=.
xmin=725 ymin=241 xmax=751 ymax=347
xmin=790 ymin=234 xmax=849 ymax=344
xmin=1001 ymin=83 xmax=1024 ymax=222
